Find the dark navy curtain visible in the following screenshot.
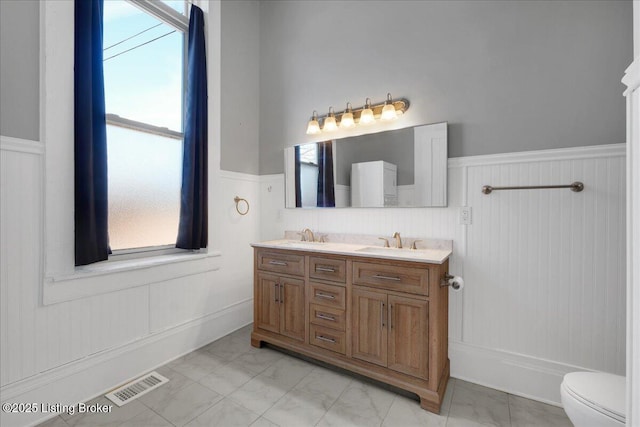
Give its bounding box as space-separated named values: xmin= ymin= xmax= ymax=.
xmin=317 ymin=141 xmax=335 ymax=207
xmin=74 ymin=0 xmax=110 ymax=266
xmin=294 ymin=145 xmax=302 ymax=207
xmin=177 ymin=5 xmax=208 ymax=250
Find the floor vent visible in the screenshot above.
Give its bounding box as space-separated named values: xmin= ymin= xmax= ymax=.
xmin=105 ymin=371 xmax=169 ymax=406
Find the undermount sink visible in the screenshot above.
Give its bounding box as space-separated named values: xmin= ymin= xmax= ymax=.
xmin=356 ymin=246 xmax=432 ymax=259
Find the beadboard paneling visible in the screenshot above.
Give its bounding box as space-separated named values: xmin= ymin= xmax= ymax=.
xmin=1 ymin=146 xmax=42 ymax=386
xmin=464 ymin=155 xmax=626 ymax=374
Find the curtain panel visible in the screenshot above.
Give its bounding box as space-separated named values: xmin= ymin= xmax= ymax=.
xmin=176 ymin=5 xmax=208 ymax=250
xmin=74 ymin=0 xmax=110 ymax=266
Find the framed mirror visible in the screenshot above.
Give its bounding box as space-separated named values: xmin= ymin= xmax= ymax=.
xmin=285 ymin=122 xmax=448 ymax=208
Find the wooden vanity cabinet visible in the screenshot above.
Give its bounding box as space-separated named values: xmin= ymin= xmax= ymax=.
xmin=254 ymin=250 xmax=306 ymax=342
xmin=351 ymin=288 xmax=429 ymax=379
xmin=252 ymin=247 xmax=450 ymax=414
xmin=256 ymin=273 xmax=305 ymax=341
xmin=351 ymin=287 xmax=388 ymax=366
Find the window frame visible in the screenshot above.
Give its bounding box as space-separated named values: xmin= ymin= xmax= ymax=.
xmin=105 ymin=0 xmax=189 ymax=255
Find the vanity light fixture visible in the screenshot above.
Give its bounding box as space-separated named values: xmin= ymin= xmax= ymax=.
xmin=340 ymin=102 xmax=355 ymax=128
xmin=380 ymin=93 xmax=397 ymax=121
xmin=306 ymin=110 xmax=321 ymax=135
xmin=305 ymin=94 xmax=409 ymax=135
xmin=323 ymin=107 xmax=338 ymax=131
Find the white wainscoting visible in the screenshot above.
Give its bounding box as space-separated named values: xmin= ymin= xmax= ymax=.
xmin=260 ymin=143 xmax=626 ymax=405
xmin=0 ymin=136 xmax=259 ymax=426
xmin=461 ymin=146 xmax=626 ymax=373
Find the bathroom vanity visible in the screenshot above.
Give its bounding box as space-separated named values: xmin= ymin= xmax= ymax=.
xmin=251 ymin=235 xmax=452 ymax=413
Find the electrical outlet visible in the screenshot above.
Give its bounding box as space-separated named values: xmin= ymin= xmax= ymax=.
xmin=460 ymin=206 xmax=472 ymax=225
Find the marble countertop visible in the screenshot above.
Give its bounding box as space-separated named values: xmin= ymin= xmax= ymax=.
xmin=251 ymin=234 xmax=452 ymax=265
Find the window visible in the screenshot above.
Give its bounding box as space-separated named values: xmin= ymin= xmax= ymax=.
xmin=102 ymin=0 xmax=188 ymax=251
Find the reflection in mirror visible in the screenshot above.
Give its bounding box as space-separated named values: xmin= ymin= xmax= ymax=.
xmin=285 ymin=122 xmax=448 ymax=208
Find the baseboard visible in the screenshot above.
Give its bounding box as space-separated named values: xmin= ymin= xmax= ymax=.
xmin=0 ymin=299 xmax=253 ymax=427
xmin=449 ymin=340 xmax=592 ymax=407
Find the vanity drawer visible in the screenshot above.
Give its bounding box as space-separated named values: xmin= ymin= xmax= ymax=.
xmin=310 ymin=325 xmax=346 ymax=355
xmin=257 ymin=250 xmax=305 ymax=276
xmin=309 ymin=282 xmax=346 ymax=309
xmin=352 ymin=261 xmax=429 ymax=296
xmin=309 ymin=304 xmax=346 ymax=331
xmin=309 ymin=257 xmax=346 ymax=283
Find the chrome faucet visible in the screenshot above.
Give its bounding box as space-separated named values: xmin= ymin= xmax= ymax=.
xmin=302 ymin=228 xmax=315 ymax=242
xmin=393 ymin=232 xmax=403 ymax=248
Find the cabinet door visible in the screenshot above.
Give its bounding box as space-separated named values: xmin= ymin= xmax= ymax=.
xmin=351 ymin=287 xmax=387 ymax=367
xmin=388 ymin=295 xmax=429 ymax=379
xmin=256 ymin=273 xmax=280 ymax=334
xmin=280 ymin=277 xmax=305 ymax=342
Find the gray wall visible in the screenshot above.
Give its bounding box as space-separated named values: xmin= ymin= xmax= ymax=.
xmin=0 ymin=0 xmax=40 ymax=141
xmin=258 ymin=0 xmax=632 ymax=175
xmin=335 ymin=128 xmax=414 ymax=186
xmin=220 ymin=0 xmax=260 ymax=174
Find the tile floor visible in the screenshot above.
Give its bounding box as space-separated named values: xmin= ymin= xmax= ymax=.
xmin=38 ymin=325 xmax=573 ymax=427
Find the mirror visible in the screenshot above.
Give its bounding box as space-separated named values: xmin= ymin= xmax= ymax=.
xmin=285 ymin=122 xmax=447 ymax=208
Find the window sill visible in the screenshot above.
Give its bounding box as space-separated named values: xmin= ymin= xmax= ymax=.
xmin=43 ymin=249 xmax=222 ymax=305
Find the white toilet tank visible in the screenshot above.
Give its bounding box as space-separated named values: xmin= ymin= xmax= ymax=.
xmin=560 ymin=372 xmax=625 ymax=427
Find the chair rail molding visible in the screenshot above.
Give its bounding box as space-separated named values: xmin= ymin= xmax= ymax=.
xmin=0 ymin=135 xmax=44 ymax=155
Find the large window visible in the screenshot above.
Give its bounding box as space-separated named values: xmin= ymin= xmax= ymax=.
xmin=103 ymin=0 xmax=188 ymax=251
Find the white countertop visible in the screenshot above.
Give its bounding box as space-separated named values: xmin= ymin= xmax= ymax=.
xmin=251 ymin=239 xmax=452 ymax=264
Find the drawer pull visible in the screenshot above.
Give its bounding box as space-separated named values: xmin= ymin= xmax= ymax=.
xmin=315 ymin=292 xmax=335 ymax=300
xmin=269 ymin=260 xmax=288 ymax=266
xmin=373 ymin=274 xmax=401 ymax=281
xmin=315 ymin=266 xmax=336 ymax=273
xmin=315 ymin=335 xmax=336 ymax=344
xmin=316 ymin=313 xmax=336 ymax=321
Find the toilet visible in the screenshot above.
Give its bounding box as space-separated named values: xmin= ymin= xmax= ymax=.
xmin=560 ymin=372 xmax=626 ymax=427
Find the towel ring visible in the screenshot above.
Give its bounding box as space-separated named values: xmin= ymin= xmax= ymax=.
xmin=234 ymin=196 xmax=250 ymax=216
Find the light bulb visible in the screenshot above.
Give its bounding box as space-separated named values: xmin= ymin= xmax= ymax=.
xmin=323 ymin=107 xmax=338 ymax=131
xmin=340 ymin=102 xmax=355 ymax=128
xmin=380 ymin=93 xmax=397 ymax=121
xmin=360 ymin=98 xmax=375 ymax=125
xmin=306 ymin=111 xmax=321 ymax=135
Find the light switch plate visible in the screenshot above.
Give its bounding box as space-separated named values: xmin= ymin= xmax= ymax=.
xmin=460 ymin=206 xmax=472 ymax=225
